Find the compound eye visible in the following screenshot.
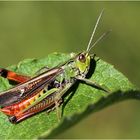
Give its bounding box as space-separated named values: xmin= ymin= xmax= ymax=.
xmin=78 ymin=53 xmax=86 ymax=63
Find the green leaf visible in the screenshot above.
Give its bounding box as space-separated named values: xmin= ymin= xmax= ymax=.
xmin=0 ymin=52 xmax=139 ymax=139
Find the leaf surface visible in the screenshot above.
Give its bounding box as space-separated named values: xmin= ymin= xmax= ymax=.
xmin=0 ymin=53 xmax=139 ymax=139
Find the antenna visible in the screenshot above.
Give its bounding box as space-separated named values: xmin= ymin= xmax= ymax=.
xmin=87 ymin=30 xmax=111 ymax=53
xmin=86 ymin=9 xmax=104 ymax=52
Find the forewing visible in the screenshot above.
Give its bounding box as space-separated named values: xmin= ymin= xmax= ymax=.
xmin=0 ymin=68 xmax=63 ymax=107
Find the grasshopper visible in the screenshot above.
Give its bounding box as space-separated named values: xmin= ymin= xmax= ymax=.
xmin=0 ymin=10 xmax=110 ymax=123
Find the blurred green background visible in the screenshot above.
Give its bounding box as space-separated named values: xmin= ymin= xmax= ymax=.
xmin=0 ymin=1 xmax=140 ymax=138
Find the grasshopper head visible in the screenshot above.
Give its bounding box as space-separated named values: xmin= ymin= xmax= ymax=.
xmin=75 ymin=52 xmax=91 ymax=76
xmin=74 ymin=10 xmax=103 ymax=76
xmin=74 ymin=10 xmax=109 ymax=77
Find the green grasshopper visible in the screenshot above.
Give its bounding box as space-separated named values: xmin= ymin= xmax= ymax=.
xmin=0 ymin=10 xmax=110 ymax=123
